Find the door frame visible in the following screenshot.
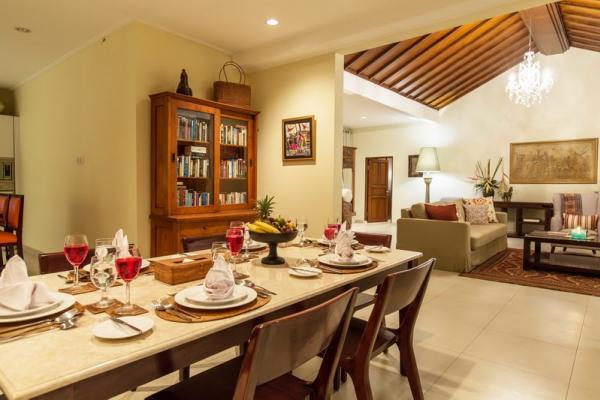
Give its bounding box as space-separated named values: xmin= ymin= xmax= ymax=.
xmin=364 ymin=156 xmax=393 ymax=222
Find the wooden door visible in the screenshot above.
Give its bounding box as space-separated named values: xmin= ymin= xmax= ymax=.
xmin=365 ymin=157 xmax=392 ymax=222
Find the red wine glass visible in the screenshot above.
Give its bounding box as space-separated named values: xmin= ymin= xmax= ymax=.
xmin=64 ymin=234 xmax=89 ymax=288
xmin=226 ymin=228 xmax=244 ymax=273
xmin=324 ymin=226 xmax=337 ymax=253
xmin=114 ymin=256 xmax=142 ymax=315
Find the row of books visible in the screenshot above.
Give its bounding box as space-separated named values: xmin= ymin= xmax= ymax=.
xmin=176 ymin=184 xmax=211 ymax=207
xmin=219 ymin=192 xmax=247 ymax=205
xmin=177 ymin=115 xmax=209 ymax=142
xmin=220 ymin=124 xmax=247 ymax=146
xmin=220 ymin=159 xmax=247 ymax=179
xmin=177 ymin=156 xmax=210 ymax=178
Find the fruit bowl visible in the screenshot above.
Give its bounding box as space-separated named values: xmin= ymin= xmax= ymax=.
xmin=249 ymin=231 xmax=298 ymax=265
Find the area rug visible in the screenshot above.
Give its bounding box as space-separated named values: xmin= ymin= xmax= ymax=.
xmin=460 ymin=248 xmax=600 ymax=297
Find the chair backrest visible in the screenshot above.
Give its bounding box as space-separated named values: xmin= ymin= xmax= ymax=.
xmin=232 ymin=288 xmax=358 ymax=400
xmin=354 ymin=232 xmax=392 ymax=248
xmin=38 ymin=244 xmax=139 ymax=274
xmin=356 ymin=258 xmax=435 ymax=360
xmin=0 ymin=194 xmax=9 ymax=226
xmin=6 ymin=194 xmax=23 ymax=232
xmin=181 ymin=234 xmax=226 ymax=252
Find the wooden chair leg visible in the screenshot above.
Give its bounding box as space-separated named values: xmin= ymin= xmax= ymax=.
xmin=399 ymin=333 xmax=424 ymax=400
xmin=179 ymin=366 xmax=190 ymax=382
xmin=347 ymin=366 xmax=374 ymax=400
xmin=333 ymin=366 xmax=341 ymax=391
xmin=563 ymin=247 xmax=567 ymax=252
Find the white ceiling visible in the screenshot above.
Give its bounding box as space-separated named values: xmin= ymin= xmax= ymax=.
xmin=343 ymin=93 xmax=415 ymax=129
xmin=1 ymin=0 xmax=550 ymax=88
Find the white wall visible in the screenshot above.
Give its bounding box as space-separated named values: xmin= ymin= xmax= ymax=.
xmin=353 ymin=48 xmax=600 ymax=221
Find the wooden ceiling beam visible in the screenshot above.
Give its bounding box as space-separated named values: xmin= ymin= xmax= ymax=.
xmin=345 ymin=44 xmax=394 ymax=73
xmin=432 ymin=46 xmax=531 ymax=108
xmin=560 ymin=4 xmax=600 ymax=19
xmin=357 ymin=36 xmax=424 ymax=77
xmin=382 ymin=21 xmax=485 ymax=88
xmin=407 ymin=15 xmax=525 ymax=99
xmin=561 ymin=0 xmax=600 ymax=10
xmin=419 ymin=29 xmax=529 ymax=102
xmin=570 ymin=30 xmax=600 ymax=42
xmin=563 ymin=13 xmax=600 ymax=28
xmin=390 ymin=15 xmax=511 ymax=92
xmin=569 ymin=35 xmax=600 ymax=46
xmin=571 ymin=41 xmax=600 ymax=51
xmin=564 ymin=20 xmax=600 ymax=35
xmin=520 ymin=3 xmax=570 ymax=55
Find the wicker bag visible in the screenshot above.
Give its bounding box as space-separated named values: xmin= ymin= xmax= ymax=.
xmin=213 ymin=61 xmax=251 ymax=108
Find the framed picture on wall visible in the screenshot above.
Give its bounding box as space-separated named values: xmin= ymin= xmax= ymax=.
xmin=282 ymin=116 xmax=316 ymax=163
xmin=408 ymin=155 xmax=423 ymax=177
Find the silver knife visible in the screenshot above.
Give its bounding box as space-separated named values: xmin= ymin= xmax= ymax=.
xmin=110 ymin=316 xmax=142 ymax=333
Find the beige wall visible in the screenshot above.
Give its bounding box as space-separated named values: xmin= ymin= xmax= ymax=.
xmin=249 ymin=54 xmax=343 ymax=236
xmin=15 ymin=22 xmax=230 ymax=254
xmin=353 ymin=48 xmax=600 ymax=222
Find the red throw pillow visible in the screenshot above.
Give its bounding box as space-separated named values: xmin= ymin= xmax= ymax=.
xmin=425 ymin=203 xmax=458 ymax=221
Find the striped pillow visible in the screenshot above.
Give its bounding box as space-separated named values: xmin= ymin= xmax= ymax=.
xmin=562 ymin=213 xmax=599 ymax=230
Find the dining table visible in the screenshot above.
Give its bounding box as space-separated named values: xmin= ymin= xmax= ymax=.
xmin=0 ymin=244 xmax=421 ymax=400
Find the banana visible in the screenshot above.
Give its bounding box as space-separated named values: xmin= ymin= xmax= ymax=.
xmin=248 ymin=223 xmax=267 ymax=233
xmin=254 ymin=220 xmax=280 ymax=233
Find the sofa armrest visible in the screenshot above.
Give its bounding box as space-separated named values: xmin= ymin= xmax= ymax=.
xmin=496 ymin=212 xmax=508 ymax=224
xmin=396 ymin=218 xmax=471 ymax=272
xmin=551 ymin=215 xmax=562 ymax=232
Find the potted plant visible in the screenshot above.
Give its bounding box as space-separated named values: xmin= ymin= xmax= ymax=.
xmin=470 ymin=158 xmax=510 ymax=198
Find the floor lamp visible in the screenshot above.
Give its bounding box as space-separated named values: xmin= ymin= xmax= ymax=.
xmin=415 ymin=147 xmax=440 ymax=203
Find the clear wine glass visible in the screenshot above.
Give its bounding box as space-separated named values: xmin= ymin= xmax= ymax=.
xmin=63 ymin=234 xmax=89 ymax=288
xmin=211 ymin=241 xmax=230 ymax=261
xmin=296 ymin=217 xmax=308 ymax=246
xmin=89 ymin=255 xmax=117 ymax=308
xmin=226 ymin=228 xmax=244 ymax=273
xmin=114 ymin=256 xmax=142 ymax=315
xmin=243 ymin=223 xmax=251 ymax=260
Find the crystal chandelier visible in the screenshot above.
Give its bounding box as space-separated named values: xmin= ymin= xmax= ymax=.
xmin=505 ymin=33 xmax=554 ymax=107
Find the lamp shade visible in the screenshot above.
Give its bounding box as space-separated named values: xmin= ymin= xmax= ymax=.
xmin=415 ymin=147 xmax=440 ymax=173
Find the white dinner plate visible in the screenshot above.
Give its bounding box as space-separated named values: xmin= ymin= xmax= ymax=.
xmin=0 ymin=293 xmax=76 ymax=323
xmin=83 ymin=259 xmax=150 ymax=272
xmin=317 ymin=238 xmax=359 ymax=246
xmin=366 ymin=246 xmax=391 ymax=253
xmin=318 ymin=253 xmax=371 ymax=268
xmin=244 ymin=241 xmax=267 ymax=251
xmin=185 ymin=285 xmax=248 ymax=305
xmin=288 ymin=266 xmax=322 ymax=278
xmin=93 ymin=316 xmax=154 ymax=340
xmin=0 ymin=293 xmax=63 ymax=318
xmin=175 ymin=285 xmax=257 ymax=310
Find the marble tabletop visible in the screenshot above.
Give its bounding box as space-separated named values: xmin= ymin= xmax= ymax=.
xmin=0 ymin=245 xmax=421 ymax=400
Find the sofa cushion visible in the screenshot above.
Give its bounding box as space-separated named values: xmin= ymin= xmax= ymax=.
xmin=465 ymin=204 xmax=490 ymax=225
xmin=410 ymin=203 xmax=429 ymax=219
xmin=437 ymin=199 xmax=466 ymax=222
xmin=470 ymin=223 xmax=506 ymax=249
xmin=562 ymin=213 xmax=599 ymax=230
xmin=463 ymin=197 xmax=498 ymax=222
xmin=425 ymin=203 xmax=458 ymax=221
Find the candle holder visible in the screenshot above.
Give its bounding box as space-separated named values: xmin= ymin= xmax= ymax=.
xmin=570 ymin=227 xmax=588 ymax=240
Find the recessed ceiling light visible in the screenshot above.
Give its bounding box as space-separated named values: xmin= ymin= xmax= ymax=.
xmin=266 ymin=18 xmax=279 ymax=26
xmin=15 ymin=26 xmax=31 ymax=33
xmin=360 ymin=116 xmax=367 ymax=119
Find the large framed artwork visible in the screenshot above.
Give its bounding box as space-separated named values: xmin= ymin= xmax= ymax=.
xmin=510 ymin=138 xmax=598 ymax=184
xmin=282 ymin=116 xmax=316 ymax=163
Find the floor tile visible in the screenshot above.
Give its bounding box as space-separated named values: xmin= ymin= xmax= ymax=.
xmin=569 ymin=337 xmax=600 ymax=395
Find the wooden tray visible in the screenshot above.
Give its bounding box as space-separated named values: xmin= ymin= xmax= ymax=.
xmin=153 ymin=255 xmax=213 ymax=285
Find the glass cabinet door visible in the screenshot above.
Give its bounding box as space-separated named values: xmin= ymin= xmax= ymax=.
xmin=175 ymin=108 xmax=214 ymax=208
xmin=218 ymin=117 xmax=248 ymax=206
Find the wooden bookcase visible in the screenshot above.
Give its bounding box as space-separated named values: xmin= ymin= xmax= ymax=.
xmin=149 ymin=92 xmax=259 ymax=256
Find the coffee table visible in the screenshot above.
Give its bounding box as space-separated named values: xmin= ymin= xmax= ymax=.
xmin=524 ymin=230 xmax=600 ymax=276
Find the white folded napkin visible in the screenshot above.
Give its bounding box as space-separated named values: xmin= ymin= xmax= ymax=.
xmin=203 ymin=256 xmax=235 ymax=299
xmin=0 ymin=256 xmax=56 ymax=311
xmin=112 ymin=229 xmax=131 ymax=258
xmin=335 ymin=229 xmax=355 ymax=262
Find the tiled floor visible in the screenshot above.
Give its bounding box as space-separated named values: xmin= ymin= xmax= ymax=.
xmin=112 ymin=269 xmax=600 ymax=399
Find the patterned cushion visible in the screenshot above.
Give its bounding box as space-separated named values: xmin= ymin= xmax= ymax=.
xmin=463 ymin=197 xmax=498 ymax=223
xmin=562 ymin=213 xmax=599 ymax=230
xmin=465 ymin=204 xmax=490 ymax=225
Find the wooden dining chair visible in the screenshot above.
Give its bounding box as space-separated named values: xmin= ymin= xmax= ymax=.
xmin=0 ymin=194 xmax=24 ymax=266
xmin=353 ymin=232 xmax=392 ymax=248
xmin=148 ymin=287 xmax=359 ymax=400
xmin=337 ymin=258 xmax=435 ymax=400
xmin=181 ymin=234 xmax=226 ymax=253
xmin=38 ymin=244 xmax=139 ymax=274
xmin=0 ymin=194 xmax=9 ymax=228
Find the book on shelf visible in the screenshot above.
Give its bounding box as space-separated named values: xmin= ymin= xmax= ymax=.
xmin=219 ymin=191 xmax=247 ymax=205
xmin=177 ymin=154 xmax=210 ymax=178
xmin=177 ymin=115 xmax=209 ymax=141
xmin=219 ymin=124 xmax=247 ymax=146
xmin=522 ymin=218 xmax=542 ymax=223
xmin=176 ymin=183 xmax=211 ymax=207
xmin=220 ymin=158 xmax=247 ymax=179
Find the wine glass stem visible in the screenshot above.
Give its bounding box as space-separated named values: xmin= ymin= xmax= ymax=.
xmin=233 ymin=258 xmax=237 ymax=274
xmin=125 ymin=282 xmax=131 ymax=306
xmin=74 ymin=266 xmax=79 ymax=287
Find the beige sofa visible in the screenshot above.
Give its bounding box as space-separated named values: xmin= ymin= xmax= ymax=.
xmin=397 ymin=201 xmax=508 ymax=272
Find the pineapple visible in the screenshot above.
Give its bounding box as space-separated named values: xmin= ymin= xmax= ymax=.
xmin=256 ymin=195 xmax=275 ymax=221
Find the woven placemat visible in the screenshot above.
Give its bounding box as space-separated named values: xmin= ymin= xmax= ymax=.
xmin=315 ymin=261 xmax=378 ymax=274
xmin=84 ymin=299 xmax=125 ymax=314
xmin=0 ymin=302 xmax=85 ymax=338
xmin=155 ymin=295 xmax=271 ymax=323
xmin=105 ymin=304 xmax=148 ymax=317
xmin=59 ymin=281 xmax=123 ymax=295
